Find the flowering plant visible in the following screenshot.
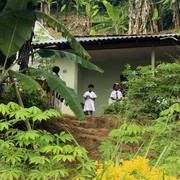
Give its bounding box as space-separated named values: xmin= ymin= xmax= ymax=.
xmin=93 ymin=156 xmax=178 ymax=180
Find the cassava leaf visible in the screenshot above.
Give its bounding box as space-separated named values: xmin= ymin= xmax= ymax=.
xmin=0 ymin=103 xmax=9 ymax=115
xmin=7 ymin=102 xmax=20 ymax=111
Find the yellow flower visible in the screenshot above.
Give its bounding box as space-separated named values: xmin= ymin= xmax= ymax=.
xmin=93 ymin=156 xmax=179 ymax=180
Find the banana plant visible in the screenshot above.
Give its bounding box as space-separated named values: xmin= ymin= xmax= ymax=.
xmin=91 ymin=0 xmax=128 ymax=35
xmin=0 ymin=0 xmax=103 ymax=119
xmin=82 ymin=0 xmax=99 ymax=34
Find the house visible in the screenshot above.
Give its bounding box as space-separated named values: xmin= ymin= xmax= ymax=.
xmin=33 ymin=34 xmax=180 ymax=115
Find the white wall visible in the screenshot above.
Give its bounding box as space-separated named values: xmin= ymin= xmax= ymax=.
xmin=55 ymin=57 xmax=78 ymax=115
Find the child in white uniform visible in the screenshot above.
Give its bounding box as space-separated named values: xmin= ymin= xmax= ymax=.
xmin=110 ymin=83 xmax=123 ymax=103
xmin=83 ymin=84 xmax=97 ymax=115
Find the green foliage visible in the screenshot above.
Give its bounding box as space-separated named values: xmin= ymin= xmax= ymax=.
xmin=91 ymin=0 xmax=128 ymax=34
xmin=29 ymin=68 xmax=85 ymax=119
xmin=100 ymin=102 xmax=180 ymax=176
xmin=9 ymin=70 xmax=42 ymax=93
xmin=121 ymin=62 xmax=180 ymax=119
xmin=0 ymin=102 xmax=95 ymax=179
xmin=37 ymin=49 xmax=103 ymax=73
xmin=0 ymin=0 xmax=35 ymax=58
xmin=0 ymin=85 xmax=48 ymax=110
xmin=0 ymin=0 xmax=105 ymax=119
xmin=104 ymin=101 xmax=122 ymax=115
xmin=100 ymin=62 xmax=180 ymax=177
xmin=35 ymin=10 xmax=91 ymax=60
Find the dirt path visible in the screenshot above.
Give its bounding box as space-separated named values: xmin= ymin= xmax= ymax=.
xmin=40 ymin=115 xmax=120 ymax=160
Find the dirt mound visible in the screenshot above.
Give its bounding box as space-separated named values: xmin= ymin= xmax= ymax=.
xmin=40 ymin=114 xmax=120 ymax=160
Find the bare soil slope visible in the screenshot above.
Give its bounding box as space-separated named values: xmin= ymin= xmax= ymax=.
xmin=40 ymin=115 xmax=120 ymax=160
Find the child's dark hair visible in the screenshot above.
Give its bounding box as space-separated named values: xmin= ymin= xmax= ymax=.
xmin=113 ymin=82 xmax=120 ymax=89
xmin=88 ymin=83 xmax=94 ymax=88
xmin=52 ymin=66 xmax=60 ymax=74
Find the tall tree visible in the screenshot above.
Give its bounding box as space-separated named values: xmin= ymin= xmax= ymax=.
xmin=128 ymin=0 xmax=160 ymax=34
xmin=166 ymin=0 xmax=180 ymax=28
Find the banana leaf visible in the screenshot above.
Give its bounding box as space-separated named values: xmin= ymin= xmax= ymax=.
xmin=35 ymin=11 xmax=91 ymax=60
xmin=0 ymin=0 xmax=35 ymax=58
xmin=9 ymin=70 xmax=42 ymax=93
xmin=37 ymin=49 xmax=104 ymax=73
xmin=29 ymin=68 xmax=85 ymax=120
xmin=103 ymin=0 xmax=119 ymax=23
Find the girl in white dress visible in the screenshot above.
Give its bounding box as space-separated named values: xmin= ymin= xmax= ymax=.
xmin=83 ymin=84 xmax=97 ymax=115
xmin=110 ymin=83 xmax=123 ymax=103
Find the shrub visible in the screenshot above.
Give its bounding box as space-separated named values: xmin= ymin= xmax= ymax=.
xmin=100 ymin=103 xmax=180 ymax=177
xmin=0 ymin=85 xmax=48 ymax=110
xmin=123 ymin=62 xmax=180 ymax=119
xmin=93 ymin=156 xmax=178 ymax=180
xmin=0 ymin=102 xmax=95 ymax=179
xmin=104 ymin=102 xmax=122 ymax=115
xmin=104 ymin=62 xmax=180 ymax=118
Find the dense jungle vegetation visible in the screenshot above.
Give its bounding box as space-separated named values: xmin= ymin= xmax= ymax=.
xmin=38 ymin=0 xmax=180 ymax=35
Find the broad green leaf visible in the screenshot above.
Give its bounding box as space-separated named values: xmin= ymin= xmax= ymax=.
xmin=0 ymin=103 xmax=9 ymax=115
xmin=152 ymin=8 xmax=159 ymax=21
xmin=53 ymin=154 xmax=75 ymax=162
xmin=41 ymin=145 xmax=63 ymax=154
xmin=35 ymin=11 xmax=90 ymax=60
xmin=9 ymin=70 xmax=42 ymax=93
xmin=39 ymin=130 xmax=54 ymax=143
xmin=32 ymin=112 xmax=50 ymax=122
xmin=0 ymin=122 xmax=11 ymax=131
xmin=0 ymin=168 xmax=23 ymax=180
xmin=48 ymin=169 xmax=68 ymax=178
xmin=37 ymin=49 xmax=104 ymax=73
xmin=9 ymin=108 xmax=30 ymax=120
xmin=27 ymin=106 xmax=42 ymax=115
xmin=29 ymin=170 xmax=48 ymax=180
xmin=0 ymin=1 xmax=35 ymax=58
xmin=44 ymin=109 xmax=60 ymax=118
xmin=7 ymin=102 xmax=20 ymax=111
xmin=5 ymin=154 xmax=22 ymax=166
xmin=29 ymin=156 xmax=50 ymax=165
xmin=0 ymin=140 xmax=14 ymax=149
xmin=62 ymin=145 xmax=74 ymax=154
xmin=58 ymin=131 xmax=73 ymax=143
xmin=29 ymin=68 xmax=85 ymax=119
xmin=24 ymin=130 xmax=40 ymax=140
xmin=103 ymin=0 xmax=119 ymax=22
xmin=127 ymin=123 xmax=143 ymax=135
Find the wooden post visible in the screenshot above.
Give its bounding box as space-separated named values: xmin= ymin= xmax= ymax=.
xmin=151 ymin=46 xmax=155 ymax=75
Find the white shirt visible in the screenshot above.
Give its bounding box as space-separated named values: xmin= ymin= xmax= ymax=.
xmin=110 ymin=90 xmax=123 ymax=103
xmin=83 ymin=91 xmax=97 ymax=111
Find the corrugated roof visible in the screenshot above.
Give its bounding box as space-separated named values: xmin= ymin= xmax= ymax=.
xmin=32 ymin=34 xmax=180 ymax=49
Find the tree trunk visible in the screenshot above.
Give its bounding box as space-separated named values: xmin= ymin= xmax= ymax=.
xmin=128 ymin=0 xmax=149 ymax=34
xmin=18 ymin=31 xmax=34 ymax=72
xmin=148 ymin=0 xmax=159 ymax=33
xmin=41 ymin=0 xmax=50 ymax=15
xmin=128 ymin=0 xmax=134 ymax=34
xmin=10 ymin=77 xmax=37 ymax=149
xmin=172 ymin=0 xmax=180 ymax=28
